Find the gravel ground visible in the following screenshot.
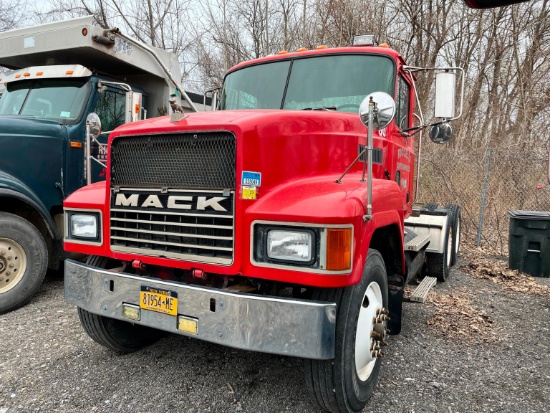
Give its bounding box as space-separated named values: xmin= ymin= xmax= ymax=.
xmin=1 ymin=256 xmax=549 ymax=413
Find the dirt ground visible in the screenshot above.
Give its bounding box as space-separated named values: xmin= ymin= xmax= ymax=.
xmin=1 ymin=248 xmax=549 ymax=412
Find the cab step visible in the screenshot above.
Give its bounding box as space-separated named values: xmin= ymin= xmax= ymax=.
xmin=404 ymin=233 xmax=431 ymax=252
xmin=410 ymin=276 xmax=437 ymax=303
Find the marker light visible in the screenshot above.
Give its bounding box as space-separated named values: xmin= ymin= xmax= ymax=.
xmin=36 ymin=71 xmax=43 ymax=76
xmin=316 ymin=45 xmax=327 ymax=49
xmin=326 ymin=228 xmax=352 ymax=271
xmin=82 ymin=28 xmax=88 ymax=36
xmin=66 ymin=70 xmax=74 ymax=75
xmin=122 ymin=304 xmax=141 ymax=321
xmin=23 ymin=72 xmax=30 ymax=77
xmin=296 ymin=47 xmax=308 ymax=52
xmin=278 ymin=50 xmax=288 ymax=54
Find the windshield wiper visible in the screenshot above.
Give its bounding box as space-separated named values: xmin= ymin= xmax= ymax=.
xmin=302 ymin=106 xmax=337 ymax=111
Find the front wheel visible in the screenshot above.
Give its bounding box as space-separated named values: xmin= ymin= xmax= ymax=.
xmin=77 ymin=255 xmax=166 ymax=353
xmin=305 ymin=249 xmax=389 ymax=413
xmin=0 ymin=212 xmax=48 ymax=314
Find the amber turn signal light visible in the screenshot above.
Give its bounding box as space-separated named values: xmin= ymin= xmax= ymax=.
xmin=326 ymin=228 xmax=352 ymax=271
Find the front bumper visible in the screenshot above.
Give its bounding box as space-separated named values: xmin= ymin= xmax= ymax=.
xmin=64 ymin=260 xmax=336 ymax=359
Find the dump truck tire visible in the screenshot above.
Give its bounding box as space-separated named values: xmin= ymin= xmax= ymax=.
xmin=0 ymin=212 xmax=48 ymax=314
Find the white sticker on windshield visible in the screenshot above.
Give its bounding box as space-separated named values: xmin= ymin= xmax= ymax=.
xmin=60 ymin=112 xmax=71 ymax=118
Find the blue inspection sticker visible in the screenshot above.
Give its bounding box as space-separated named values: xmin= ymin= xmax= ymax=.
xmin=242 ymin=171 xmax=262 ymax=187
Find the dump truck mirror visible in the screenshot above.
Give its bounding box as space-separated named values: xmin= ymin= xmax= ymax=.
xmin=86 ymin=113 xmax=101 ymax=139
xmin=359 ymin=92 xmax=395 ymax=130
xmin=429 ymin=122 xmax=453 ymax=144
xmin=86 ymin=113 xmax=102 ymax=158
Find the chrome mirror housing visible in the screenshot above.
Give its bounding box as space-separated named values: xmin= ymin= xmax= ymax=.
xmin=86 ymin=113 xmax=101 ymax=138
xmin=359 ymin=92 xmax=396 ymax=130
xmin=429 ymin=122 xmax=453 ymax=144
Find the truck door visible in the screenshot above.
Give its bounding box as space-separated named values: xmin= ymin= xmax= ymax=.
xmin=393 ymin=74 xmax=415 ymax=211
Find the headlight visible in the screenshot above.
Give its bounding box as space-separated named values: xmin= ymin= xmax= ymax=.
xmin=253 ymin=223 xmax=352 ymax=272
xmin=70 ymin=214 xmax=98 ymax=239
xmin=267 ymin=229 xmax=314 ymax=263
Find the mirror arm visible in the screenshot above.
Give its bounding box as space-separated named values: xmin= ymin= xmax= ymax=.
xmin=363 ymin=98 xmax=375 ymax=221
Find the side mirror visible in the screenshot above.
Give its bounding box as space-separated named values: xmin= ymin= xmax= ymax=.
xmin=434 ymin=72 xmax=456 ymax=119
xmin=463 ymin=0 xmax=529 ymax=8
xmin=86 ymin=113 xmax=102 ymax=158
xmin=97 ymin=82 xmax=107 ymax=93
xmin=359 ymin=92 xmax=396 ymax=130
xmin=429 ymin=122 xmax=453 ymax=144
xmin=86 ymin=113 xmax=101 ymax=139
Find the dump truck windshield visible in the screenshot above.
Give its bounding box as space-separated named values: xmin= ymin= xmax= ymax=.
xmin=220 ymin=54 xmax=395 ymax=112
xmin=0 ymin=79 xmax=90 ymax=123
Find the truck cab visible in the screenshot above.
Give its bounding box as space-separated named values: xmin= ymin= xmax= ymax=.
xmin=62 ymin=39 xmax=462 ymax=413
xmin=0 ymin=16 xmax=202 ymax=314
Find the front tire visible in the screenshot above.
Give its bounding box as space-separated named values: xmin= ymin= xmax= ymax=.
xmin=305 ymin=249 xmax=389 ymax=413
xmin=77 ymin=255 xmax=165 ymax=353
xmin=0 ymin=212 xmax=48 ymax=314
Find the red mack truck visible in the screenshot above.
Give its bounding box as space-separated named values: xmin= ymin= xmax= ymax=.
xmin=63 ymin=37 xmax=464 ymax=412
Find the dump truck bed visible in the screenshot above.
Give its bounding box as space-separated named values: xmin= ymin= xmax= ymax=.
xmin=0 ymin=16 xmax=179 ymax=82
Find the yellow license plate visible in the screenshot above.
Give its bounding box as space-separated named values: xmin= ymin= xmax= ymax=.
xmin=140 ymin=286 xmax=178 ymax=316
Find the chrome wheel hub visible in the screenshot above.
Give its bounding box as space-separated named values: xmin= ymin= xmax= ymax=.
xmin=355 ymin=281 xmax=390 ymax=381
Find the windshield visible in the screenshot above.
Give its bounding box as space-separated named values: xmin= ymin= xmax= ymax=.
xmin=220 ymin=54 xmax=395 ymax=113
xmin=0 ymin=79 xmax=90 ymax=123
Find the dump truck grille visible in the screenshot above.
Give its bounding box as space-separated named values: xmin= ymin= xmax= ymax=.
xmin=110 ymin=190 xmax=234 ymax=265
xmin=110 ymin=132 xmax=236 ymax=189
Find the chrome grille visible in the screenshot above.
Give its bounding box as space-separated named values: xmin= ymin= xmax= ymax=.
xmin=110 ymin=132 xmax=236 ymax=189
xmin=110 ymin=190 xmax=234 ymax=265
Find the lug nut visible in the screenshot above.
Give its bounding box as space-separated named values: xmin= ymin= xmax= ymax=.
xmin=380 ymin=340 xmax=388 ymax=347
xmin=9 ymin=263 xmax=14 ymax=268
xmin=7 ymin=256 xmax=12 ymax=260
xmin=0 ymin=251 xmax=5 ymax=255
xmin=371 ymin=331 xmax=382 ymax=340
xmin=6 ymin=271 xmax=10 ymax=276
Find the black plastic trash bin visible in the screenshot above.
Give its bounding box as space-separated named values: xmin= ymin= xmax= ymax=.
xmin=508 ymin=210 xmax=550 ymax=277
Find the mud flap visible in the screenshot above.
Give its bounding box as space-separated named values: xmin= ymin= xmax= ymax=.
xmin=387 ymin=286 xmax=403 ymax=335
